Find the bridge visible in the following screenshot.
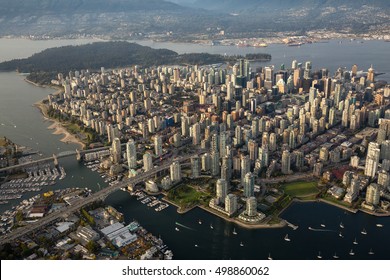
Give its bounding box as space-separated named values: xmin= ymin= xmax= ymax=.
xmin=0 ymin=144 xmax=125 ymax=174
xmin=0 ymin=151 xmax=204 ymax=245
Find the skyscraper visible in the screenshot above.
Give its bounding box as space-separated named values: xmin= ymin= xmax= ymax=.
xmin=143 ymin=153 xmax=153 ymax=172
xmin=241 ymin=155 xmax=251 ymax=184
xmin=170 ymin=160 xmax=182 ymax=183
xmin=245 ymin=197 xmax=258 ymax=217
xmin=281 ymin=150 xmax=291 ymax=175
xmin=216 ymin=179 xmax=228 ymax=205
xmin=244 ymin=172 xmax=255 ymax=197
xmin=365 ymin=183 xmax=380 ymax=206
xmin=365 ymin=142 xmax=380 ymax=178
xmin=191 ymin=155 xmax=200 ymax=178
xmin=225 ymin=194 xmax=237 ymax=216
xmin=192 ymin=122 xmax=201 ymax=145
xmin=126 ymin=139 xmax=137 ymax=169
xmin=111 ymin=137 xmax=121 ymax=164
xmin=154 ymin=135 xmax=162 ymax=157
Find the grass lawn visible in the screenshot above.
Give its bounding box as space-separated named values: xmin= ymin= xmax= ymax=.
xmin=168 ymin=185 xmax=212 ymax=209
xmin=282 ymin=181 xmax=319 ymax=198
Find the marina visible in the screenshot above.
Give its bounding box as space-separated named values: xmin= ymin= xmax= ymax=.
xmin=130 ymin=190 xmax=169 ymax=212
xmin=0 ymin=164 xmax=66 ymax=203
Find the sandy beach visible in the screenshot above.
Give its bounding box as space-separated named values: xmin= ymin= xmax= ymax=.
xmin=47 ymin=121 xmax=85 ymax=149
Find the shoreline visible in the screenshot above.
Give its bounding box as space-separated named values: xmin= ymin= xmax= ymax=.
xmin=162 ymin=196 xmax=286 ymax=229
xmin=28 ymin=79 xmax=86 ymax=150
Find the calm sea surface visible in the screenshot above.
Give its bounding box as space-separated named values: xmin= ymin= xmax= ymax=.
xmin=0 ymin=38 xmax=389 ymax=259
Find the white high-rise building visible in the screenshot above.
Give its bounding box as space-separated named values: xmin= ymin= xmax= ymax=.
xmin=365 ymin=142 xmax=380 ymax=178
xmin=216 ymin=179 xmax=228 ymax=205
xmin=281 ymin=150 xmax=291 ymax=175
xmin=244 ymin=172 xmax=254 ymax=197
xmin=126 ymin=139 xmax=137 ymax=169
xmin=111 ymin=137 xmax=121 ymax=164
xmin=143 ymin=153 xmax=153 ymax=172
xmin=154 ymin=135 xmax=162 ymax=157
xmin=245 ymin=197 xmax=258 ymax=217
xmin=365 ymin=183 xmax=380 ymax=206
xmin=191 ymin=155 xmax=200 ymax=178
xmin=170 ymin=161 xmax=182 ymax=182
xmin=225 ymin=194 xmax=237 ymax=215
xmin=192 ymin=123 xmax=201 ymax=145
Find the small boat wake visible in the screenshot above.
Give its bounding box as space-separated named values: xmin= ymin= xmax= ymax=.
xmin=308 ymin=226 xmax=337 ymax=233
xmin=176 ymin=222 xmax=194 ymax=231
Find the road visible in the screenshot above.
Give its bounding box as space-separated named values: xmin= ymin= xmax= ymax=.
xmin=0 ymin=151 xmax=202 ymax=245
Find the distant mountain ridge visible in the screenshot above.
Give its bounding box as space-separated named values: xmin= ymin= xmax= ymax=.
xmin=0 ymin=0 xmax=388 ymax=38
xmin=187 ymin=0 xmax=390 ymax=12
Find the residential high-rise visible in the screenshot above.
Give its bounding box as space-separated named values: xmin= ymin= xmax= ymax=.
xmin=192 ymin=122 xmax=201 ymax=145
xmin=126 ymin=139 xmax=137 ymax=169
xmin=241 ymin=155 xmax=251 ymax=184
xmin=211 ymin=151 xmax=220 ymax=176
xmin=365 ymin=142 xmax=380 ymax=178
xmin=281 ymin=150 xmax=291 ymax=175
xmin=111 ymin=137 xmax=122 ymax=164
xmin=378 ymin=170 xmax=390 ymax=189
xmin=170 ymin=160 xmax=182 ymax=183
xmin=245 ymin=197 xmax=257 ymax=217
xmin=225 ymin=194 xmax=237 ymax=215
xmin=244 ymin=172 xmax=255 ymax=197
xmin=143 ymin=152 xmax=153 ymax=171
xmin=248 ymin=140 xmax=258 ymax=162
xmin=365 ymin=183 xmax=380 ymax=206
xmin=216 ymin=179 xmax=228 ymax=205
xmin=154 ymin=135 xmax=162 ymax=157
xmin=191 ymin=155 xmax=200 ymax=178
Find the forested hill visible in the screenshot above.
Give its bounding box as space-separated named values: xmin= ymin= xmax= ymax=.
xmin=0 ymin=41 xmax=271 ymax=73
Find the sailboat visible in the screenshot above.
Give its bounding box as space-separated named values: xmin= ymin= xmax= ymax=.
xmin=317 ymin=251 xmax=322 ymax=259
xmin=333 ymin=253 xmax=339 ymax=259
xmin=349 ymin=249 xmax=355 ymax=256
xmin=361 ymin=228 xmax=367 ymax=235
xmin=284 ymin=234 xmax=291 ymax=242
xmin=339 ymin=232 xmax=344 ymax=238
xmin=175 ymin=227 xmax=180 ymax=232
xmin=368 ymin=248 xmax=375 ymax=255
xmin=240 ymin=242 xmax=244 ymax=247
xmin=268 ymin=253 xmax=273 ymax=260
xmin=353 ymin=238 xmax=358 ymax=245
xmin=339 ymin=222 xmax=344 ymax=229
xmin=233 ymin=228 xmax=237 ymax=235
xmin=210 ymin=223 xmax=214 ymax=229
xmin=198 ymin=219 xmax=202 ymax=225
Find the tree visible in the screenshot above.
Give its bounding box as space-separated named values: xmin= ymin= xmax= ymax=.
xmin=86 ymin=240 xmax=99 ymax=254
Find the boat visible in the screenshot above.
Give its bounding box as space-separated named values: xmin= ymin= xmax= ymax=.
xmin=349 ymin=249 xmax=355 ymax=256
xmin=194 ymin=244 xmax=199 ymax=247
xmin=333 ymin=253 xmax=339 ymax=259
xmin=339 ymin=222 xmax=344 ymax=229
xmin=361 ymin=228 xmax=367 ymax=235
xmin=284 ymin=234 xmax=291 ymax=242
xmin=376 ymin=224 xmax=384 ymax=228
xmin=268 ymin=253 xmax=273 ymax=260
xmin=210 ymin=224 xmax=214 ymax=229
xmin=175 ymin=227 xmax=180 ymax=232
xmin=320 ymin=224 xmax=326 ymax=228
xmin=368 ymin=248 xmax=374 ymax=255
xmin=233 ymin=228 xmax=237 ymax=235
xmin=339 ymin=232 xmax=344 ymax=238
xmin=240 ymin=242 xmax=244 ymax=247
xmin=317 ymin=251 xmax=322 ymax=259
xmin=198 ymin=219 xmax=202 ymax=225
xmin=353 ymin=238 xmax=358 ymax=245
